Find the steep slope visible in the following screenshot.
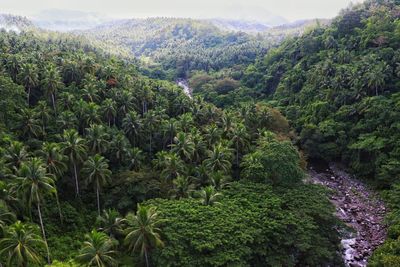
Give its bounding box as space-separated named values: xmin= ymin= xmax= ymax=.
xmin=238 ymin=0 xmax=400 ymax=264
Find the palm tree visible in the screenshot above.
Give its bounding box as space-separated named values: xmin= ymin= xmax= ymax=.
xmin=228 ymin=123 xmax=250 ymax=166
xmin=5 ymin=54 xmax=21 ymax=81
xmin=34 ymin=101 xmax=52 ymax=136
xmin=86 ymin=124 xmax=110 ymax=155
xmin=203 ymin=143 xmax=233 ymax=174
xmin=18 ymin=63 xmax=39 ymax=104
xmin=0 ymin=221 xmax=45 ymax=267
xmin=101 ymin=99 xmax=117 ymax=127
xmin=143 ymin=110 xmax=163 ymax=156
xmin=42 ymin=64 xmax=63 ymax=113
xmin=62 ymin=129 xmax=87 ymax=196
xmin=161 ymin=118 xmax=177 ymax=148
xmin=15 ymin=158 xmax=57 ymax=264
xmin=96 ymin=209 xmax=124 ymax=238
xmin=0 ymin=203 xmax=16 ymax=237
xmin=366 ymin=61 xmax=389 ymax=96
xmin=128 ymin=147 xmax=144 ymax=171
xmin=170 ymin=175 xmax=195 ymax=199
xmin=122 ymin=111 xmax=142 ymax=146
xmin=124 ymin=204 xmax=164 ymax=267
xmin=197 ymin=186 xmax=222 ymax=206
xmin=76 ymin=229 xmax=117 ymax=267
xmin=171 ymin=132 xmax=195 ymax=161
xmin=82 ymin=154 xmax=112 ymax=216
xmin=109 ymin=132 xmax=130 ymax=165
xmin=210 ymin=171 xmax=230 ymax=190
xmin=154 ymin=151 xmax=185 ymax=180
xmin=57 ymin=111 xmax=78 ymax=131
xmin=3 ymin=141 xmax=28 ymax=173
xmin=15 ymin=108 xmax=42 ymax=139
xmin=39 ymin=142 xmax=67 ymax=178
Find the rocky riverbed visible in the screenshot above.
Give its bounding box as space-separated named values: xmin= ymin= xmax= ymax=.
xmin=176 ymin=79 xmax=192 ymax=98
xmin=308 ymin=162 xmax=387 ymax=267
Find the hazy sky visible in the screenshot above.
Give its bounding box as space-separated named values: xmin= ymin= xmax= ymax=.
xmin=1 ymin=0 xmax=363 ymax=22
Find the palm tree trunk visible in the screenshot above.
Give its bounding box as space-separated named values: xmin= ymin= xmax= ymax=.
xmin=56 ymin=193 xmax=63 ymax=224
xmin=51 ymin=93 xmax=57 ymax=114
xmin=73 ymin=162 xmax=80 ymax=196
xmin=144 ymin=249 xmax=149 ymax=267
xmin=149 ymin=133 xmax=152 ymax=156
xmin=96 ymin=184 xmax=101 ymax=216
xmin=236 ymin=140 xmax=239 ymax=166
xmin=27 ymin=86 xmax=31 ymax=105
xmin=37 ymin=202 xmax=51 ymax=264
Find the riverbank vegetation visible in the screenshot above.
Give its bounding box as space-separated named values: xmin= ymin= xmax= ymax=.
xmin=192 ymin=0 xmax=400 ymax=264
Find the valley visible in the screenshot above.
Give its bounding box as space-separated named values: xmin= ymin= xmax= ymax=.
xmin=1 ymin=0 xmax=400 ymax=266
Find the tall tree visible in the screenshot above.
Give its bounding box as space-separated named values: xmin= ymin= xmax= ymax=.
xmin=76 ymin=229 xmax=117 ymax=267
xmin=0 ymin=221 xmax=45 ymax=267
xmin=62 ymin=129 xmax=87 ymax=196
xmin=15 ymin=158 xmax=57 ymax=264
xmin=18 ymin=63 xmax=39 ymax=105
xmin=82 ymin=154 xmax=112 ymax=216
xmin=42 ymin=64 xmax=63 ymax=113
xmin=124 ymin=205 xmax=164 ymax=267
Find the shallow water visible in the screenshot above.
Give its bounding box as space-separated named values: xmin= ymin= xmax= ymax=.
xmin=308 ymin=162 xmax=387 ymax=267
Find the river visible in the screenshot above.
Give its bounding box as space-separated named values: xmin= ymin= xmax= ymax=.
xmin=176 ymin=79 xmax=192 ymax=98
xmin=308 ymin=162 xmax=387 ymax=267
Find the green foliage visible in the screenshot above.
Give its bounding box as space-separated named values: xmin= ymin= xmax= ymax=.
xmin=241 ymin=132 xmax=304 ymax=186
xmin=147 ymin=181 xmax=341 ymax=267
xmin=0 ymin=16 xmax=343 ymax=266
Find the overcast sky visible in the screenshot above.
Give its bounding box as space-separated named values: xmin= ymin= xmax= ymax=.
xmin=1 ymin=0 xmax=363 ymax=22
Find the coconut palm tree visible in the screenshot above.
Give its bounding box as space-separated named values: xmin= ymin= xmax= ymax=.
xmin=170 ymin=175 xmax=195 ymax=199
xmin=171 ymin=132 xmax=195 ymax=162
xmin=15 ymin=108 xmax=42 ymax=139
xmin=15 ymin=157 xmax=57 ymax=264
xmin=228 ymin=123 xmax=250 ymax=166
xmin=96 ymin=209 xmax=124 ymax=239
xmin=154 ymin=151 xmax=185 ymax=180
xmin=0 ymin=221 xmax=45 ymax=267
xmin=39 ymin=142 xmax=67 ymax=178
xmin=34 ymin=101 xmax=52 ymax=136
xmin=62 ymin=129 xmax=87 ymax=196
xmin=203 ymin=143 xmax=233 ymax=173
xmin=18 ymin=63 xmax=39 ymax=104
xmin=126 ymin=147 xmax=143 ymax=172
xmin=86 ymin=124 xmax=110 ymax=155
xmin=101 ymin=99 xmax=117 ymax=127
xmin=82 ymin=155 xmax=112 ymax=216
xmin=122 ymin=111 xmax=142 ymax=146
xmin=0 ymin=203 xmax=16 ymax=237
xmin=3 ymin=141 xmax=29 ymax=173
xmin=124 ymin=205 xmax=164 ymax=267
xmin=197 ymin=186 xmax=222 ymax=206
xmin=42 ymin=64 xmax=63 ymax=113
xmin=76 ymin=229 xmax=117 ymax=267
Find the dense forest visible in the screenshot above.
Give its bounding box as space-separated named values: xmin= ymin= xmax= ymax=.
xmin=2 ymin=0 xmax=400 ymax=266
xmin=188 ymin=0 xmax=400 ymax=264
xmin=0 ymin=28 xmax=344 ymax=266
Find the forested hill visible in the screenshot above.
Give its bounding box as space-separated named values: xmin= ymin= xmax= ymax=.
xmin=0 ymin=14 xmax=36 ymax=32
xmin=0 ymin=28 xmax=344 ymax=266
xmin=235 ymin=0 xmax=400 ymax=264
xmin=79 ymin=17 xmax=273 ymax=79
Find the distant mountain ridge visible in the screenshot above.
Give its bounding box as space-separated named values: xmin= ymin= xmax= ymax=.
xmin=0 ymin=14 xmax=35 ymax=33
